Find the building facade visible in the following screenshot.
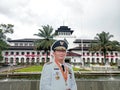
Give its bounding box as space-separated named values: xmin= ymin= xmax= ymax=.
xmin=2 ymin=26 xmax=120 ymax=67
xmin=2 ymin=26 xmax=81 ymax=66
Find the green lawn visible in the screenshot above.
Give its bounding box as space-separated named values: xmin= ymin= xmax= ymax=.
xmin=15 ymin=65 xmax=43 ymax=72
xmin=15 ymin=65 xmax=80 ymax=72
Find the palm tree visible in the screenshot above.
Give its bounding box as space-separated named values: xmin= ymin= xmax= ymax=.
xmin=90 ymin=31 xmax=120 ymax=65
xmin=34 ymin=25 xmax=57 ymax=63
xmin=0 ymin=24 xmax=14 ymax=62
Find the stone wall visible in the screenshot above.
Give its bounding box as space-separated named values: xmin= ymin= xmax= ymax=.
xmin=0 ymin=80 xmax=120 ymax=90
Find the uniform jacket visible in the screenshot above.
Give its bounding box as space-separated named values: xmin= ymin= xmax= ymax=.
xmin=40 ymin=62 xmax=77 ymax=90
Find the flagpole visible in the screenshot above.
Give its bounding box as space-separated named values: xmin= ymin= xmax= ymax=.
xmin=81 ymin=39 xmax=84 ymax=67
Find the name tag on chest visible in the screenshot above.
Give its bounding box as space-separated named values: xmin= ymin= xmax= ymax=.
xmin=54 ymin=68 xmax=59 ymax=70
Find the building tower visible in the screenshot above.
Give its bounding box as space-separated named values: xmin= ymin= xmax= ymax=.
xmin=54 ymin=26 xmax=76 ymax=49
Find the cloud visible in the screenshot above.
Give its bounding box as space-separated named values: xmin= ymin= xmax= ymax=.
xmin=0 ymin=0 xmax=120 ymax=41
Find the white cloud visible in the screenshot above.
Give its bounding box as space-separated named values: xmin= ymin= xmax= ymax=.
xmin=0 ymin=0 xmax=120 ymax=41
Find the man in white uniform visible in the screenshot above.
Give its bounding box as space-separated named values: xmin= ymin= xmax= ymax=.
xmin=40 ymin=40 xmax=77 ymax=90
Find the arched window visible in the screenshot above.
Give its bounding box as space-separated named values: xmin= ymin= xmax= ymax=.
xmin=36 ymin=58 xmax=40 ymax=63
xmin=21 ymin=52 xmax=25 ymax=55
xmin=5 ymin=52 xmax=9 ymax=55
xmin=21 ymin=58 xmax=24 ymax=63
xmin=10 ymin=57 xmax=14 ymax=63
xmin=26 ymin=58 xmax=30 ymax=64
xmin=32 ymin=58 xmax=35 ymax=63
xmin=41 ymin=58 xmax=45 ymax=62
xmin=97 ymin=58 xmax=99 ymax=63
xmin=5 ymin=58 xmax=8 ymax=63
xmin=16 ymin=57 xmax=19 ymax=63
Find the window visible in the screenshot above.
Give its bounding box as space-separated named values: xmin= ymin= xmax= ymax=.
xmin=101 ymin=53 xmax=103 ymax=56
xmin=111 ymin=58 xmax=113 ymax=63
xmin=10 ymin=57 xmax=14 ymax=63
xmin=31 ymin=58 xmax=35 ymax=63
xmin=88 ymin=44 xmax=90 ymax=47
xmin=83 ymin=44 xmax=86 ymax=47
xmin=32 ymin=52 xmax=35 ymax=55
xmin=37 ymin=58 xmax=40 ymax=63
xmin=111 ymin=52 xmax=113 ymax=56
xmin=74 ymin=59 xmax=76 ymax=62
xmin=87 ymin=52 xmax=89 ymax=56
xmin=83 ymin=52 xmax=85 ymax=56
xmin=87 ymin=58 xmax=90 ymax=62
xmin=106 ymin=53 xmax=108 ymax=56
xmin=26 ymin=58 xmax=30 ymax=63
xmin=37 ymin=52 xmax=40 ymax=55
xmin=5 ymin=58 xmax=8 ymax=63
xmin=42 ymin=58 xmax=45 ymax=62
xmin=16 ymin=52 xmax=19 ymax=55
xmin=97 ymin=58 xmax=99 ymax=63
xmin=92 ymin=58 xmax=95 ymax=63
xmin=92 ymin=53 xmax=94 ymax=56
xmin=5 ymin=52 xmax=8 ymax=55
xmin=20 ymin=43 xmax=23 ymax=46
xmin=79 ymin=44 xmax=81 ymax=47
xmin=83 ymin=58 xmax=85 ymax=60
xmin=27 ymin=52 xmax=30 ymax=55
xmin=14 ymin=43 xmax=18 ymax=46
xmin=21 ymin=58 xmax=24 ymax=63
xmin=42 ymin=52 xmax=45 ymax=55
xmin=11 ymin=52 xmax=14 ymax=55
xmin=21 ymin=52 xmax=25 ymax=55
xmin=29 ymin=43 xmax=33 ymax=46
xmin=24 ymin=43 xmax=28 ymax=46
xmin=96 ymin=52 xmax=99 ymax=56
xmin=115 ymin=53 xmax=118 ymax=56
xmin=16 ymin=58 xmax=19 ymax=63
xmin=115 ymin=58 xmax=118 ymax=62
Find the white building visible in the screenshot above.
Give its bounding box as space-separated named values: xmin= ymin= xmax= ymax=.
xmin=2 ymin=26 xmax=81 ymax=66
xmin=2 ymin=26 xmax=120 ymax=67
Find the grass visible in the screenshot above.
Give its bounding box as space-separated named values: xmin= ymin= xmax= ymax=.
xmin=73 ymin=67 xmax=80 ymax=71
xmin=14 ymin=65 xmax=88 ymax=72
xmin=15 ymin=65 xmax=43 ymax=72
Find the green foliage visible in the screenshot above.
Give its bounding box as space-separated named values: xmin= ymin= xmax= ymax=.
xmin=0 ymin=23 xmax=14 ymax=61
xmin=15 ymin=65 xmax=43 ymax=72
xmin=14 ymin=65 xmax=85 ymax=72
xmin=34 ymin=25 xmax=58 ymax=62
xmin=73 ymin=67 xmax=80 ymax=71
xmin=34 ymin=25 xmax=57 ymax=50
xmin=89 ymin=31 xmax=120 ymax=65
xmin=0 ymin=24 xmax=14 ymax=40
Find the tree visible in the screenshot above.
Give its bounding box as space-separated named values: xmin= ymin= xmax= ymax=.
xmin=0 ymin=24 xmax=14 ymax=40
xmin=0 ymin=24 xmax=14 ymax=62
xmin=34 ymin=25 xmax=57 ymax=63
xmin=89 ymin=31 xmax=120 ymax=65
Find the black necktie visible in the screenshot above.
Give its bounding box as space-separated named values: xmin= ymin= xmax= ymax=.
xmin=61 ymin=65 xmax=65 ymax=72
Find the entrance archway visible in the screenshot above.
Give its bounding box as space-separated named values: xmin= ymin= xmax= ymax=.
xmin=65 ymin=58 xmax=71 ymax=63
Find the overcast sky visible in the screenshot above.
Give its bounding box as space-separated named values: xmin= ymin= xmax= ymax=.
xmin=0 ymin=0 xmax=120 ymax=41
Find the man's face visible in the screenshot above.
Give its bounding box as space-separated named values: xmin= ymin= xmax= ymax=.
xmin=53 ymin=50 xmax=67 ymax=61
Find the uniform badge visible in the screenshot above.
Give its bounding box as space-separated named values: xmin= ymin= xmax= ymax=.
xmin=55 ymin=72 xmax=60 ymax=80
xmin=68 ymin=68 xmax=72 ymax=79
xmin=54 ymin=68 xmax=59 ymax=70
xmin=60 ymin=41 xmax=64 ymax=45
